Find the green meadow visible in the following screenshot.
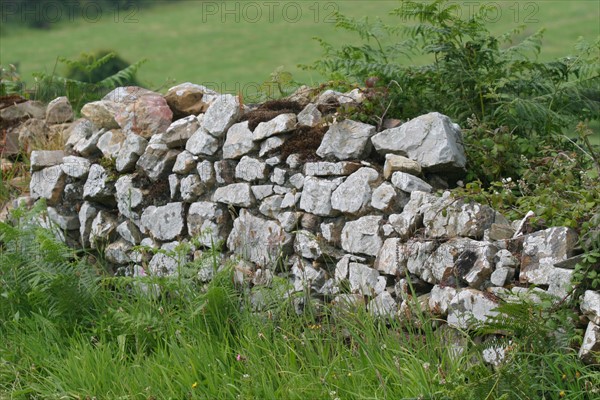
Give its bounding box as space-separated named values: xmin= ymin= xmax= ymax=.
xmin=1 ymin=0 xmax=599 ymax=91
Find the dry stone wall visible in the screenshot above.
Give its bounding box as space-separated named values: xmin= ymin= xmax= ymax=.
xmin=19 ymin=84 xmax=600 ymax=364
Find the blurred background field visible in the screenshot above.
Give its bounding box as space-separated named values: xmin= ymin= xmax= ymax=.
xmin=1 ymin=0 xmax=599 ymax=92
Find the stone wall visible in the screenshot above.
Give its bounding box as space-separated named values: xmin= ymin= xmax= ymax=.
xmin=18 ymin=84 xmax=600 ymax=364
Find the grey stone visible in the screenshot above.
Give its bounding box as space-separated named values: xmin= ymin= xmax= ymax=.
xmin=163 ymin=115 xmax=199 ymax=148
xmin=546 ymin=267 xmax=574 ymax=298
xmin=227 ymin=209 xmax=292 ymax=266
xmin=172 ymin=150 xmax=197 ymax=174
xmin=334 ymin=254 xmax=367 ymax=281
xmin=320 ymin=218 xmax=344 ymax=245
xmin=349 ymin=262 xmax=384 ymax=296
xmin=371 ymin=112 xmax=466 ymax=172
xmin=30 ymin=150 xmax=65 ymax=171
xmin=299 ymin=177 xmax=343 ymax=217
xmin=316 ymin=120 xmax=376 ymax=160
xmin=277 ymin=211 xmax=300 ymax=232
xmin=259 ymin=195 xmax=284 ymax=218
xmin=271 ymin=168 xmax=287 ymax=185
xmin=83 ymin=164 xmax=115 ymax=206
xmin=341 ymin=216 xmax=383 ymax=256
xmin=288 ymin=173 xmax=304 ymax=189
xmin=97 ymin=129 xmax=126 ymax=159
xmin=447 ymin=289 xmax=499 ymax=330
xmin=180 ymin=175 xmax=205 ymax=202
xmin=137 ymin=142 xmax=179 ymax=181
xmin=331 ymin=167 xmax=379 ymax=214
xmin=81 ymin=100 xmax=120 ymax=129
xmin=235 ymin=156 xmax=268 ymax=181
xmin=168 ymin=174 xmax=180 ymax=199
xmin=581 ymin=291 xmax=600 ymax=325
xmin=253 ymin=113 xmax=297 ymax=141
xmin=395 ymin=240 xmax=438 ymax=283
xmin=30 ymin=166 xmax=65 ymax=206
xmin=89 ymin=211 xmax=118 ymax=250
xmin=74 ymin=128 xmax=104 ymax=157
xmin=374 ymin=238 xmax=403 ymax=276
xmin=141 ymin=203 xmax=186 ymax=241
xmin=383 ymin=154 xmax=422 ymax=179
xmin=490 ymin=267 xmax=516 ymax=287
xmin=297 ymin=103 xmax=322 ymax=127
xmin=0 ymin=100 xmax=45 ymax=121
xmin=423 ymin=195 xmax=497 ymax=239
xmin=286 ymin=154 xmax=303 ymax=169
xmin=291 ymin=258 xmax=326 ymax=292
xmin=222 ymin=121 xmax=256 ymax=159
xmin=47 ymin=207 xmax=79 ymax=230
xmin=371 ymin=182 xmax=403 ymax=213
xmin=294 ymin=230 xmax=322 ymax=259
xmin=115 ymin=175 xmax=144 ymax=221
xmin=391 ymin=172 xmax=433 ymax=193
xmin=260 ymin=136 xmax=286 ymax=157
xmin=429 ymin=285 xmax=457 ymax=317
xmin=519 ymin=227 xmax=579 ymax=286
xmin=105 ymin=239 xmax=133 ymax=265
xmin=213 ymin=183 xmax=254 ymax=207
xmin=185 ymin=128 xmax=220 ymax=156
xmin=115 ymin=134 xmax=148 ymax=173
xmin=196 ymin=160 xmax=216 ymax=187
xmin=117 ymin=220 xmax=143 ymax=245
xmin=78 ymin=202 xmax=98 ymax=247
xmin=265 ymin=156 xmax=281 ymax=166
xmin=61 ymin=156 xmax=91 ymax=178
xmin=214 ymin=160 xmax=237 ymax=184
xmin=252 ymin=268 xmax=274 ymax=287
xmin=368 ymin=291 xmax=398 ymax=318
xmin=46 ymin=96 xmax=74 ymax=124
xmin=188 ymin=201 xmax=231 ymax=247
xmin=252 ymin=185 xmax=274 ymax=200
xmin=201 ymin=94 xmax=241 ymax=137
xmin=579 ymin=322 xmax=600 ymax=364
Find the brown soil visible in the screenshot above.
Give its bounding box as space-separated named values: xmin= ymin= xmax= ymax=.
xmin=242 ymin=99 xmax=304 ymax=131
xmin=280 ymin=125 xmax=328 ymax=162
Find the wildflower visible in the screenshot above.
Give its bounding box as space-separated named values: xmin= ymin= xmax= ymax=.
xmin=347 ymin=372 xmax=352 ymax=377
xmin=559 ymin=390 xmax=566 ymax=398
xmin=562 ymin=374 xmax=567 ymax=381
xmin=576 ymin=371 xmax=581 ymax=378
xmin=192 ymin=382 xmax=198 ymax=389
xmin=423 ymin=362 xmax=430 ymax=370
xmin=236 ymin=354 xmax=247 ymax=362
xmin=243 ymin=374 xmax=250 ymax=379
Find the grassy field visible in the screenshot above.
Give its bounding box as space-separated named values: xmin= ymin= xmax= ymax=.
xmin=1 ymin=0 xmax=599 ymax=93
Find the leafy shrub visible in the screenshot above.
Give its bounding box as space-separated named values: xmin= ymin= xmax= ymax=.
xmin=304 ymin=0 xmax=599 ymax=182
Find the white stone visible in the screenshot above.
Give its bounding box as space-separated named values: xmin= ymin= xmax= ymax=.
xmin=581 ymin=291 xmax=600 ymax=325
xmin=235 ymin=156 xmax=268 ymax=181
xmin=579 ymin=322 xmax=600 ymax=364
xmin=201 ymin=94 xmax=241 ymax=137
xmin=368 ymin=291 xmax=398 ymax=318
xmin=213 ymin=183 xmax=254 ymax=207
xmin=391 ymin=172 xmax=433 ymax=193
xmin=222 ymin=121 xmax=256 ymax=159
xmin=185 ymin=128 xmax=220 ymax=156
xmin=83 ymin=164 xmax=114 ymax=205
xmin=447 ymin=289 xmax=499 ymax=330
xmin=61 ymin=156 xmax=91 ymax=178
xmin=172 ymin=150 xmax=197 ymax=174
xmin=163 ymin=115 xmax=199 ymax=148
xmin=341 ymin=216 xmax=383 ymax=256
xmin=297 ymin=103 xmax=322 ymax=127
xmin=316 ymin=120 xmax=376 ymax=160
xmin=331 ymin=167 xmax=379 ymax=214
xmin=188 ymin=201 xmax=230 ymax=247
xmin=115 ymin=134 xmax=148 ymax=172
xmin=299 ymin=177 xmax=343 ymax=217
xmin=253 ymin=113 xmax=297 ymax=141
xmin=30 ymin=150 xmax=65 ymax=171
xmin=97 ymin=129 xmax=126 ymax=159
xmin=141 ymin=203 xmax=185 ymax=241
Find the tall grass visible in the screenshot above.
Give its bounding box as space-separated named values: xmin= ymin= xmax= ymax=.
xmin=1 ymin=204 xmax=599 ymax=399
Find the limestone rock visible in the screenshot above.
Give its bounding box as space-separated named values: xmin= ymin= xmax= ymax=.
xmin=294 ymin=230 xmax=322 ymax=259
xmin=291 ymin=258 xmax=326 ymax=292
xmin=303 ymin=161 xmax=361 ymax=177
xmin=259 ymin=136 xmax=286 ymax=158
xmin=316 ymin=119 xmax=376 ymax=160
xmin=115 ymin=175 xmax=144 ymax=222
xmin=201 ymin=94 xmax=241 ymax=137
xmin=30 ymin=150 xmax=65 ymax=171
xmin=172 ymin=151 xmax=197 ymax=174
xmin=105 ymin=239 xmax=133 ymax=265
xmin=115 ymin=134 xmax=148 ymax=172
xmin=341 ymin=216 xmax=383 ymax=256
xmin=196 ymin=160 xmax=216 ymax=187
xmin=374 ymin=238 xmax=403 ymax=276
xmin=214 ymin=160 xmax=237 ymax=184
xmin=114 ymin=93 xmax=173 ymax=138
xmin=331 ymin=167 xmax=379 ymax=214
xmin=258 ymin=195 xmax=284 ymax=218
xmin=299 ymin=177 xmax=343 ymax=217
xmin=78 ymin=202 xmax=98 ymax=247
xmin=0 ymin=100 xmax=45 ymax=121
xmin=163 ymin=115 xmax=200 ymax=148
xmin=137 ymin=142 xmax=179 ymax=181
xmin=185 ymin=128 xmax=220 ymax=156
xmin=117 ymin=220 xmax=143 ymax=245
xmin=349 ymin=262 xmax=385 ymax=296
xmin=187 ymin=201 xmax=231 ymax=247
xmin=89 ymin=211 xmax=118 ymax=249
xmin=30 ymin=166 xmax=66 ymax=206
xmin=368 ymin=291 xmax=398 ymax=318
xmin=253 ymin=113 xmax=297 ymax=141
xmin=383 ymin=154 xmax=422 ymax=179
xmin=164 ymin=82 xmax=219 ymax=118
xmin=371 ymin=182 xmax=405 ymax=213
xmin=80 ymin=101 xmax=120 ymax=129
xmin=227 ymin=209 xmax=292 ymax=266
xmin=83 ymin=164 xmax=115 ymax=206
xmin=297 ymin=103 xmax=322 ymax=127
xmin=73 ymin=128 xmax=104 ymax=157
xmin=519 ymin=227 xmax=578 ymax=285
xmin=447 ymin=289 xmax=499 ymax=330
xmin=579 ymin=322 xmax=600 ymax=364
xmin=429 ymin=285 xmax=457 ymax=316
xmin=581 ymin=291 xmax=600 ymax=325
xmin=45 ymin=96 xmax=73 ymax=124
xmin=180 ymin=175 xmax=205 ymax=202
xmin=47 ymin=207 xmax=79 ymax=230
xmin=391 ymin=172 xmax=433 ymax=193
xmin=97 ymin=129 xmax=126 ymax=159
xmin=235 ymin=156 xmax=268 ymax=181
xmin=222 ymin=121 xmax=256 ymax=159
xmin=423 ymin=195 xmax=496 ymax=239
xmin=371 ymin=112 xmax=466 ymax=173
xmin=213 ymin=183 xmax=254 ymax=207
xmin=61 ymin=155 xmax=91 ymax=178
xmin=141 ymin=203 xmax=186 ymax=241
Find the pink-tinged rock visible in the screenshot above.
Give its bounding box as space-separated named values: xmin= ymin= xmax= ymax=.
xmin=115 ymin=94 xmax=173 ymax=139
xmin=102 ymin=86 xmax=155 ymax=103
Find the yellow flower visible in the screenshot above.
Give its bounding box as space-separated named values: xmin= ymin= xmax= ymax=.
xmin=576 ymin=371 xmax=581 ymax=378
xmin=192 ymin=382 xmax=198 ymax=389
xmin=559 ymin=391 xmax=566 ymax=398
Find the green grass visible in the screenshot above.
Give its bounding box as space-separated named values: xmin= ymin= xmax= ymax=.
xmin=1 ymin=1 xmax=599 ymax=93
xmin=1 ymin=204 xmax=599 ymax=399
